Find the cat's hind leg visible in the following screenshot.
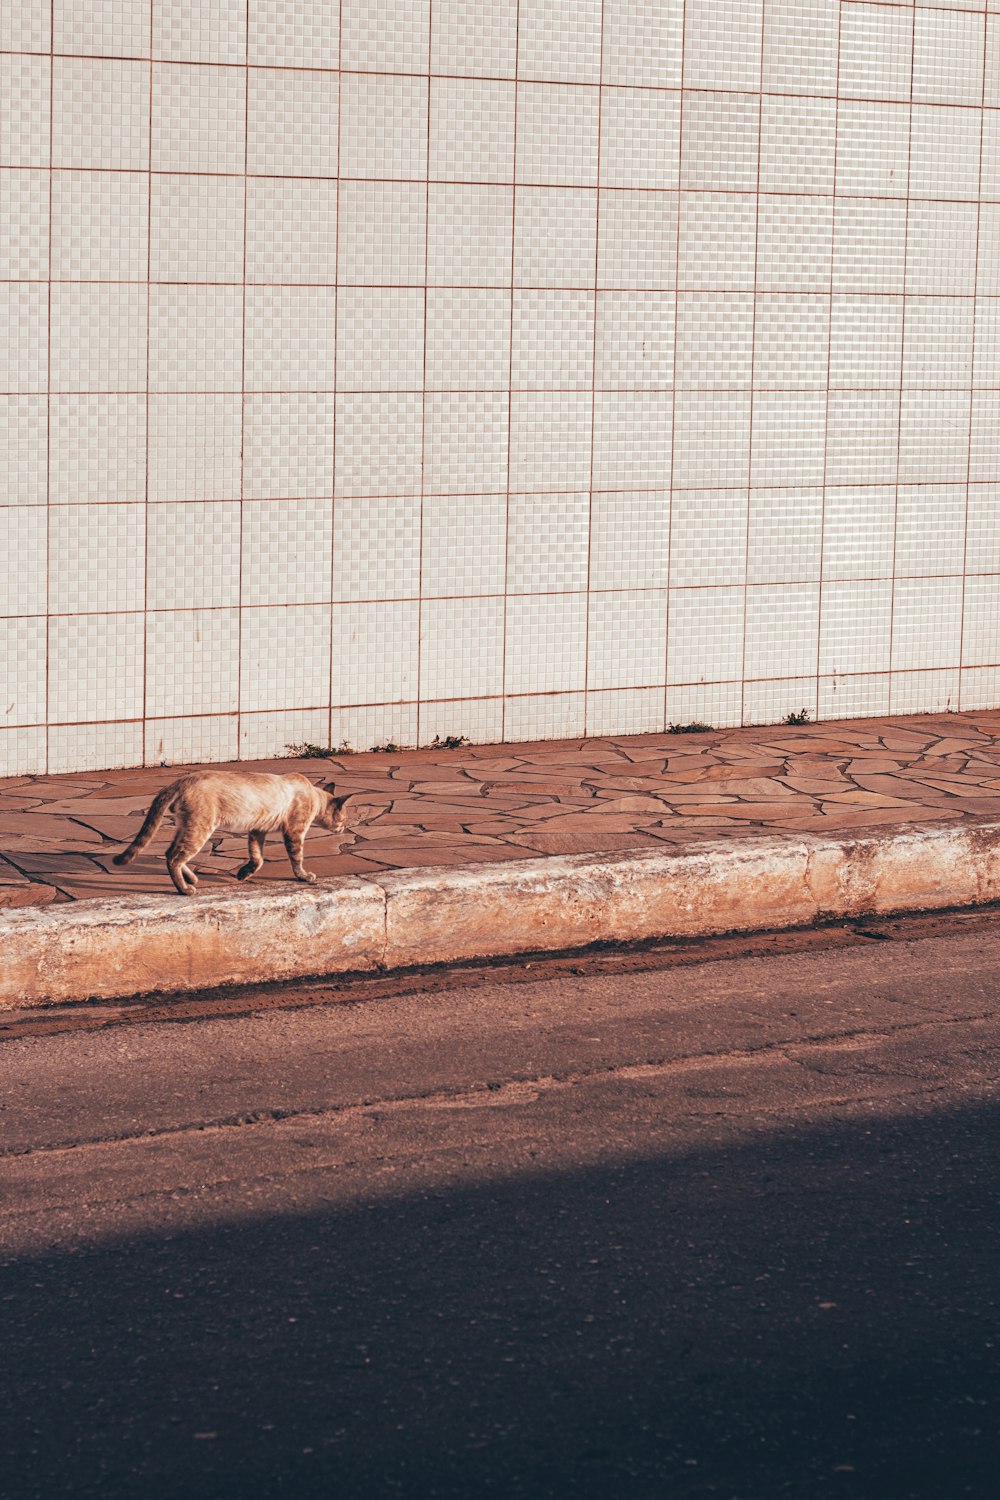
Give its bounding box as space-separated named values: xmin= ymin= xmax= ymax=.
xmin=282 ymin=827 xmax=316 ymax=884
xmin=237 ymin=830 xmax=266 ymax=881
xmin=166 ymin=831 xmax=208 ymax=895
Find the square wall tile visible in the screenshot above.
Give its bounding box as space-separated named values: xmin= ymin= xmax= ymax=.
xmin=0 ymin=617 xmax=46 ymax=727
xmin=890 ymin=668 xmax=959 ymax=716
xmin=592 ymin=390 xmax=673 ymax=490
xmin=677 ymin=192 xmax=757 ymax=291
xmin=753 ymin=295 xmax=830 ymax=390
xmin=419 ymin=597 xmax=505 ymax=702
xmin=0 ymin=396 xmax=47 ymax=505
xmin=515 ymin=187 xmax=598 ymax=288
xmin=341 ymin=0 xmax=430 ymax=71
xmin=146 ymin=609 xmax=240 ymax=717
xmin=817 ymin=673 xmax=889 ymax=722
xmin=667 ymin=680 xmax=742 ymax=729
xmin=890 ymin=576 xmax=964 ymax=672
xmin=49 ymin=503 xmax=145 ymax=614
xmin=759 ymin=96 xmax=837 ymax=196
xmin=590 ymin=491 xmax=670 ymax=591
xmin=839 ymin=3 xmax=913 ymax=102
xmin=153 ymin=1 xmax=247 ymax=64
xmin=667 ymin=585 xmax=744 ymax=684
xmin=329 ymin=702 xmax=418 ymax=752
xmin=342 ymin=180 xmax=427 ymax=286
xmin=246 ymin=178 xmax=338 ymax=284
xmin=146 ymin=502 xmax=241 ymax=609
xmin=50 ymin=283 xmax=147 ymax=392
xmin=511 ymin=289 xmax=593 ymax=389
xmin=504 ymin=691 xmax=586 ymax=741
xmin=146 ymin=715 xmax=239 ymax=768
xmin=967 ymin=484 xmax=1000 ymax=572
xmin=334 ymin=394 xmax=422 ymax=499
xmin=420 ymin=493 xmax=507 ymax=597
xmin=333 ymin=600 xmax=420 ymax=707
xmin=48 ymin=613 xmax=144 ymax=724
xmin=507 ymin=491 xmax=590 ymax=593
xmin=825 ymin=392 xmax=900 ymax=486
xmin=747 ymin=488 xmax=823 ymax=584
xmin=908 ymin=105 xmax=983 ymax=203
xmin=749 ymin=393 xmax=828 ymax=489
xmin=516 ymin=83 xmax=600 ymax=187
xmin=672 ymin=392 xmax=752 ymax=488
xmin=245 ymin=285 xmax=336 ymax=392
xmin=431 ymin=0 xmax=518 ymax=78
xmin=56 ymin=0 xmax=149 ymax=58
xmin=586 ymin=687 xmax=666 ymax=738
xmin=587 ymin=590 xmax=667 ymax=691
xmin=894 ymin=484 xmax=968 ymax=577
xmin=150 ymin=174 xmax=245 ymax=282
xmin=424 ymin=393 xmax=509 ymax=495
xmin=52 ymin=57 xmax=149 ymax=170
xmin=669 ymin=489 xmax=747 ymax=588
xmin=1 ymin=2 xmax=51 ymax=51
xmin=249 ymin=0 xmax=340 ymax=69
xmin=675 ymin=292 xmax=755 ymax=389
xmin=818 ymin=580 xmax=893 ymax=676
xmin=595 ymin=292 xmax=674 ymax=389
xmin=683 ymin=0 xmax=763 ymax=91
xmin=240 ymin=708 xmax=333 ymax=759
xmin=509 ymin=392 xmax=592 ymax=492
xmin=602 ymin=0 xmax=684 ymax=89
xmin=0 ymin=169 xmax=49 ymax=279
xmin=898 ymin=389 xmax=971 ymax=484
xmin=600 ymin=87 xmax=681 ymax=191
xmin=148 ymin=394 xmax=241 ymax=501
xmin=48 ymin=721 xmax=144 ymax=773
xmin=763 ymin=0 xmax=840 ymax=94
xmin=833 ymin=200 xmax=908 ymax=294
xmin=0 ymin=55 xmax=50 ymax=167
xmin=912 ymin=7 xmax=985 ymax=105
xmin=975 ymin=297 xmax=1000 ymax=386
xmin=829 ymin=296 xmax=904 ymax=388
xmin=337 ymin=286 xmax=426 ymax=393
xmin=504 ymin=592 xmax=587 ymax=696
xmin=960 ymin=665 xmax=1000 ymax=712
xmin=240 ymin=604 xmax=332 ymax=713
xmin=0 ymin=506 xmax=46 ymax=615
xmin=419 ymin=697 xmax=504 ymax=748
xmin=902 ymin=296 xmax=975 ymax=389
xmin=517 ymin=0 xmax=602 ymax=83
xmin=906 ymin=201 xmax=980 ymax=296
xmin=756 ymin=197 xmax=833 ymax=294
xmin=332 ymin=494 xmax=422 ymax=602
xmin=0 ymin=283 xmax=47 ymax=392
xmin=971 ymin=389 xmax=1000 ymax=481
xmin=0 ymin=726 xmax=47 ymax=776
xmin=680 ymin=92 xmax=759 ymax=194
xmin=340 ymin=73 xmax=427 ymax=181
xmin=149 ymin=285 xmax=243 ymax=392
xmin=246 ymin=393 xmax=335 ymax=500
xmin=152 ymin=62 xmax=245 ymax=174
xmin=744 ymin=583 xmax=820 ymax=680
xmin=426 ymin=288 xmax=511 ymax=391
xmin=242 ymin=498 xmax=333 ymax=607
xmin=247 ymin=68 xmax=338 ymax=177
xmin=598 ymin=189 xmax=677 ymax=290
xmin=962 ymin=575 xmax=1000 ymax=667
xmin=51 ymin=170 xmax=148 ymax=281
xmin=431 ymin=77 xmax=515 ymax=186
xmin=821 ymin=486 xmax=896 ymax=581
xmin=836 ymin=102 xmax=911 ymax=200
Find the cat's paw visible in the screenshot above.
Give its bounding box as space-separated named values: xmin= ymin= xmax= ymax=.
xmin=297 ymin=871 xmax=318 ymax=884
xmin=236 ymin=864 xmax=254 ymax=881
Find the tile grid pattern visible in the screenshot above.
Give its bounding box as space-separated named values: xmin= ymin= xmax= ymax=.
xmin=1 ymin=1 xmax=999 ymax=778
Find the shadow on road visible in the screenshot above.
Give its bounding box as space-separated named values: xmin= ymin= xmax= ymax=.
xmin=3 ymin=1100 xmax=998 ymax=1499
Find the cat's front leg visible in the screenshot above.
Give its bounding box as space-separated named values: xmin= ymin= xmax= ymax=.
xmin=282 ymin=828 xmax=316 ymax=883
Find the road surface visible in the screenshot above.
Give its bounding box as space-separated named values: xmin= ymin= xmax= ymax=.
xmin=3 ymin=911 xmax=1000 ymax=1498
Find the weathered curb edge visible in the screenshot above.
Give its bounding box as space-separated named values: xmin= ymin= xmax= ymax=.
xmin=3 ymin=819 xmax=1000 ymax=1009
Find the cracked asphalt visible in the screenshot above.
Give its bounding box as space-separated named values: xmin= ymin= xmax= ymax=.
xmin=3 ymin=911 xmax=1000 ymax=1499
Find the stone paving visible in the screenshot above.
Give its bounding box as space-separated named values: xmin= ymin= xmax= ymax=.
xmin=4 ymin=711 xmax=1000 ymax=910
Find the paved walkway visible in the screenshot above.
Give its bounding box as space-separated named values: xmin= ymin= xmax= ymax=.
xmin=4 ymin=711 xmax=1000 ymax=910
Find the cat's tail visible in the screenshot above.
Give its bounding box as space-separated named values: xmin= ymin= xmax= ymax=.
xmin=112 ymin=784 xmax=177 ymax=866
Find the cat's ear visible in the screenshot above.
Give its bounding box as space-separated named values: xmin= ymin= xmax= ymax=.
xmin=323 ymin=780 xmax=338 ymax=794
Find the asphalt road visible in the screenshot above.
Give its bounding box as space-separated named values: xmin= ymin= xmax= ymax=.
xmin=3 ymin=913 xmax=1000 ymax=1500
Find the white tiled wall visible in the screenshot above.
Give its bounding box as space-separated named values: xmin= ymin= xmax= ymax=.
xmin=2 ymin=0 xmax=1000 ymax=775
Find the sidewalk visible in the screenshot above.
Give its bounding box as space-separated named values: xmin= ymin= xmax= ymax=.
xmin=5 ymin=710 xmax=1000 ymax=1006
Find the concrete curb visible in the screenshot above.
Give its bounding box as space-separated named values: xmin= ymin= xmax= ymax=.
xmin=3 ymin=818 xmax=1000 ymax=1009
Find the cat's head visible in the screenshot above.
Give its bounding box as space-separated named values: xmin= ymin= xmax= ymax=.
xmin=318 ymin=782 xmax=351 ymax=831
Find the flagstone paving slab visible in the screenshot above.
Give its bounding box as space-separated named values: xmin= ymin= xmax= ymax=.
xmin=6 ymin=710 xmax=1000 ymax=907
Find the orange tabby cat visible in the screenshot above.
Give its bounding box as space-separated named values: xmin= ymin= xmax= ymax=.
xmin=113 ymin=771 xmax=351 ymax=895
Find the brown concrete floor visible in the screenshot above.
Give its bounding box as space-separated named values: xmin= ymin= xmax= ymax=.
xmin=4 ymin=709 xmax=1000 ymax=908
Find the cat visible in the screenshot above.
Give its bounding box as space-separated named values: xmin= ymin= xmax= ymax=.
xmin=113 ymin=771 xmax=352 ymax=896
